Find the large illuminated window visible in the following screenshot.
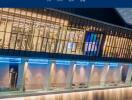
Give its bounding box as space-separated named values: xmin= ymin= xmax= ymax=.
xmin=103 ymin=35 xmax=131 ymax=59
xmin=0 ymin=8 xmax=86 ymax=55
xmin=55 ymin=28 xmax=85 ymax=55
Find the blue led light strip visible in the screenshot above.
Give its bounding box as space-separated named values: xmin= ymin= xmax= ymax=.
xmin=0 ymin=57 xmax=21 ymax=63
xmin=0 ymin=61 xmax=21 ymax=63
xmin=56 ymin=60 xmax=71 ymax=65
xmin=76 ymin=61 xmax=89 ymax=66
xmin=28 ymin=59 xmax=48 ymax=64
xmin=28 ymin=62 xmax=48 ymax=64
xmin=109 ymin=63 xmax=118 ymax=68
xmin=94 ymin=62 xmax=106 ymax=65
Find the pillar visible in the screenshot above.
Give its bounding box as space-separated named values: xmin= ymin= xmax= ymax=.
xmin=125 ymin=64 xmax=132 ymax=85
xmin=17 ymin=58 xmax=27 ymax=92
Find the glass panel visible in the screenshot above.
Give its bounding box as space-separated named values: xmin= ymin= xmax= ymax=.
xmin=3 ymin=21 xmax=12 ymax=49
xmin=25 ymin=59 xmax=49 ymax=90
xmin=89 ymin=62 xmax=105 ymax=87
xmin=105 ymin=63 xmax=120 ymax=86
xmin=72 ymin=61 xmax=90 ymax=88
xmin=9 ymin=33 xmax=17 ymax=49
xmin=0 ymin=20 xmax=6 ymax=48
xmin=41 ymin=38 xmax=47 ymax=52
xmin=0 ymin=57 xmax=20 ymax=92
xmin=0 ymin=63 xmax=10 ymax=90
xmin=121 ymin=64 xmax=129 ymax=83
xmin=50 ymin=60 xmax=71 ymax=89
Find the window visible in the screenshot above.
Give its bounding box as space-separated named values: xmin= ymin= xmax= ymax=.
xmin=103 ymin=35 xmax=131 ymax=59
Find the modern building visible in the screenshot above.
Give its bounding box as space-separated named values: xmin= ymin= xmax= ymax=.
xmin=0 ymin=8 xmax=131 ymax=99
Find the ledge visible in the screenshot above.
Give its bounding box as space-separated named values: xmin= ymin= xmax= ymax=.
xmin=0 ymin=85 xmax=131 ymax=99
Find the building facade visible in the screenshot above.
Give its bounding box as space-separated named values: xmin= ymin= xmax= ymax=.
xmin=0 ymin=8 xmax=131 ymax=97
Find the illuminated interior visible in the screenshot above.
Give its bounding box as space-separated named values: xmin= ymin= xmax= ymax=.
xmin=25 ymin=59 xmax=50 ymax=90
xmin=50 ymin=60 xmax=71 ymax=89
xmin=0 ymin=8 xmax=85 ymax=55
xmin=103 ymin=35 xmax=132 ymax=58
xmin=0 ymin=56 xmax=131 ymax=92
xmin=0 ymin=8 xmax=131 ymax=59
xmin=72 ymin=62 xmax=90 ymax=88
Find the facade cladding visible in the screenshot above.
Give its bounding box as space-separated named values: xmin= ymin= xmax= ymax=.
xmin=0 ymin=8 xmax=131 ymax=94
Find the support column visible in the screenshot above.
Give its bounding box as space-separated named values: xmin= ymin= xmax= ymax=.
xmin=125 ymin=64 xmax=132 ymax=85
xmin=17 ymin=58 xmax=27 ymax=92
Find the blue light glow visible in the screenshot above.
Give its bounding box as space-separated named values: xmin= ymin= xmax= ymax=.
xmin=28 ymin=62 xmax=48 ymax=64
xmin=76 ymin=61 xmax=89 ymax=66
xmin=94 ymin=62 xmax=106 ymax=65
xmin=93 ymin=62 xmax=106 ymax=68
xmin=0 ymin=57 xmax=21 ymax=63
xmin=109 ymin=63 xmax=118 ymax=68
xmin=109 ymin=63 xmax=118 ymax=66
xmin=0 ymin=61 xmax=21 ymax=63
xmin=28 ymin=59 xmax=48 ymax=64
xmin=56 ymin=60 xmax=71 ymax=65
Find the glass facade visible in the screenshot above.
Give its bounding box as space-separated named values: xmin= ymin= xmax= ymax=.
xmin=0 ymin=8 xmax=131 ymax=60
xmin=0 ymin=57 xmax=131 ymax=93
xmin=103 ymin=35 xmax=132 ymax=58
xmin=0 ymin=8 xmax=85 ymax=55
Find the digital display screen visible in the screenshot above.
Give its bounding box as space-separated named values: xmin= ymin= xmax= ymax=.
xmin=84 ymin=32 xmax=101 ymax=56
